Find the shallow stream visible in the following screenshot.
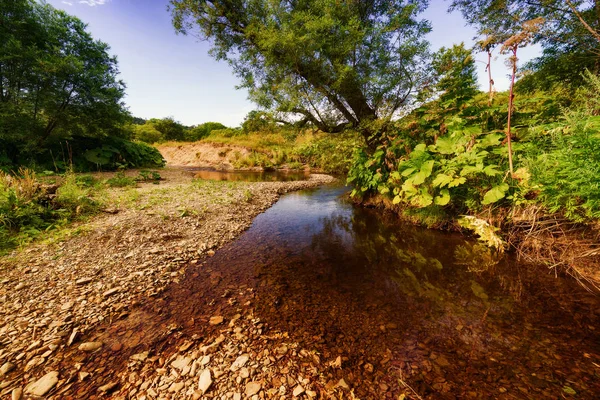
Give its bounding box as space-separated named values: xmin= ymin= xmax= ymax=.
xmin=175 ymin=176 xmax=600 ymax=398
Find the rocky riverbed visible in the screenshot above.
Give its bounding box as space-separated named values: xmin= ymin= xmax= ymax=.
xmin=0 ymin=169 xmax=339 ymax=399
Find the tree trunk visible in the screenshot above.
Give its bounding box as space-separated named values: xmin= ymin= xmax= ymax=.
xmin=506 ymin=46 xmax=517 ymax=177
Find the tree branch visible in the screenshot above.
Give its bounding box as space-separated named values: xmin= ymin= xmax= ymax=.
xmin=565 ymin=0 xmax=600 ymax=43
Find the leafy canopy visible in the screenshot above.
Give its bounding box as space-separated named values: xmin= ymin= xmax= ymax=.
xmin=170 ymin=0 xmax=431 ymax=146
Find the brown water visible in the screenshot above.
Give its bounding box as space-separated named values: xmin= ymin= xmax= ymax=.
xmin=186 ymin=167 xmax=310 ymax=182
xmin=166 ymin=183 xmax=600 ymax=398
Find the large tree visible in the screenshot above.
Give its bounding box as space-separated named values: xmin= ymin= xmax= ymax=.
xmin=170 ymin=0 xmax=431 ymax=148
xmin=0 ymin=0 xmax=127 ymax=161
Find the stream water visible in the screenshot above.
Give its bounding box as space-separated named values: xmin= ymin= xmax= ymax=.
xmin=172 ymin=178 xmax=600 ymax=398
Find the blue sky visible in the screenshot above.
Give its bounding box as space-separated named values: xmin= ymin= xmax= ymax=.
xmin=47 ymin=0 xmax=541 ymax=127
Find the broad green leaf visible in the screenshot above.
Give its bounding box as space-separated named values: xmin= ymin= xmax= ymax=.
xmin=412 ymin=187 xmax=433 ymax=207
xmin=392 ymin=195 xmax=402 ymax=204
xmin=400 ymin=167 xmax=416 ymax=177
xmin=434 ymin=189 xmax=450 ymax=206
xmin=390 ymin=171 xmax=401 ymax=180
xmin=482 ymin=183 xmax=510 ymax=205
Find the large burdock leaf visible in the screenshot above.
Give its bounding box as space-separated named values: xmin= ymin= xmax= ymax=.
xmin=482 ymin=183 xmax=509 ymax=205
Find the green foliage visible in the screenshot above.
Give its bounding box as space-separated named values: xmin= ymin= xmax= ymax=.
xmin=294 ymin=132 xmax=363 ymax=174
xmin=0 ymin=169 xmax=98 ymax=252
xmin=242 ymin=111 xmax=277 ymax=134
xmin=0 ymin=0 xmax=128 ymax=166
xmin=106 ymin=172 xmax=137 ymax=188
xmin=431 ymin=43 xmax=479 ymax=111
xmin=186 ymin=122 xmax=228 ymax=141
xmin=148 ymin=117 xmax=185 ymax=141
xmin=134 ymin=124 xmax=164 ymax=144
xmin=171 ymin=0 xmax=432 ymax=145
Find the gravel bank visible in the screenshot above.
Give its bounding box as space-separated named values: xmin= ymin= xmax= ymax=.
xmin=0 ymin=169 xmax=336 ymax=399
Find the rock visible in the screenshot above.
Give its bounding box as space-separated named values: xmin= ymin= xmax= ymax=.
xmin=15 ymin=283 xmax=26 ymax=290
xmin=98 ymin=381 xmax=118 ymax=393
xmin=198 ymin=369 xmax=212 ymax=394
xmin=78 ymin=372 xmax=90 ymax=381
xmin=78 ymin=342 xmax=103 ymax=352
xmin=11 ymin=387 xmax=23 ymax=400
xmin=0 ymin=362 xmax=15 ymax=376
xmin=336 ymin=378 xmax=349 ymax=390
xmin=293 ymin=385 xmax=305 ymax=396
xmin=199 ymin=355 xmax=210 ymax=366
xmin=230 ymin=354 xmax=249 ymax=371
xmin=25 ymin=371 xmax=59 ymax=396
xmin=364 ymin=363 xmax=374 ymax=373
xmin=131 ymin=351 xmax=149 ymax=362
xmin=233 ymin=393 xmax=242 ymax=400
xmin=75 ymin=277 xmax=93 ymax=285
xmin=169 ymin=381 xmax=185 ymax=393
xmin=245 ymin=381 xmax=261 ymax=396
xmin=67 ymin=328 xmax=79 ymax=346
xmin=331 ymin=356 xmax=342 ymax=368
xmin=171 ymin=355 xmax=192 ymax=371
xmin=209 ymin=316 xmax=223 ymax=325
xmin=103 ymin=288 xmax=120 ymax=297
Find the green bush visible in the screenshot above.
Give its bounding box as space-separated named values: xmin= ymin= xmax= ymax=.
xmin=293 ymin=132 xmax=362 ymax=173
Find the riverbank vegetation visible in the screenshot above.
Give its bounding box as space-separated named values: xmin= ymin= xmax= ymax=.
xmin=169 ymin=0 xmax=600 ymax=285
xmin=0 ymin=1 xmax=164 ymax=172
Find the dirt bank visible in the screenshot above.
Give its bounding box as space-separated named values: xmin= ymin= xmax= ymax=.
xmin=0 ymin=168 xmax=336 ymax=399
xmin=156 ymin=143 xmax=253 ymax=170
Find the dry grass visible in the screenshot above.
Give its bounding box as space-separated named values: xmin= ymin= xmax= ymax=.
xmin=507 ymin=206 xmax=600 ymax=291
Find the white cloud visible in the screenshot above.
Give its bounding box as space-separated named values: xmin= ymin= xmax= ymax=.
xmin=79 ymin=0 xmax=109 ymax=6
xmin=62 ymin=1 xmax=73 ymax=5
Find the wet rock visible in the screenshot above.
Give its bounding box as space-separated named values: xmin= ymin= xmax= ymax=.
xmin=25 ymin=371 xmax=59 ymax=396
xmin=198 ymin=369 xmax=212 ymax=394
xmin=78 ymin=341 xmax=103 ymax=352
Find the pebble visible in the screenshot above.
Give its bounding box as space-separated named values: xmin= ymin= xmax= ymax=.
xmin=11 ymin=387 xmax=22 ymax=400
xmin=209 ymin=315 xmax=224 ymax=325
xmin=245 ymin=381 xmax=261 ymax=396
xmin=293 ymin=385 xmax=305 ymax=396
xmin=230 ymin=354 xmax=249 ymax=371
xmin=102 ymin=288 xmax=120 ymax=297
xmin=25 ymin=371 xmax=59 ymax=396
xmin=198 ymin=369 xmax=212 ymax=393
xmin=78 ymin=341 xmax=103 ymax=352
xmin=0 ymin=362 xmax=15 ymax=376
xmin=98 ymin=381 xmax=118 ymax=393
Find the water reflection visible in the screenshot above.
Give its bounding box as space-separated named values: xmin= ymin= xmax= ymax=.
xmin=239 ymin=185 xmax=600 ymax=398
xmin=177 ymin=184 xmax=600 ymax=398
